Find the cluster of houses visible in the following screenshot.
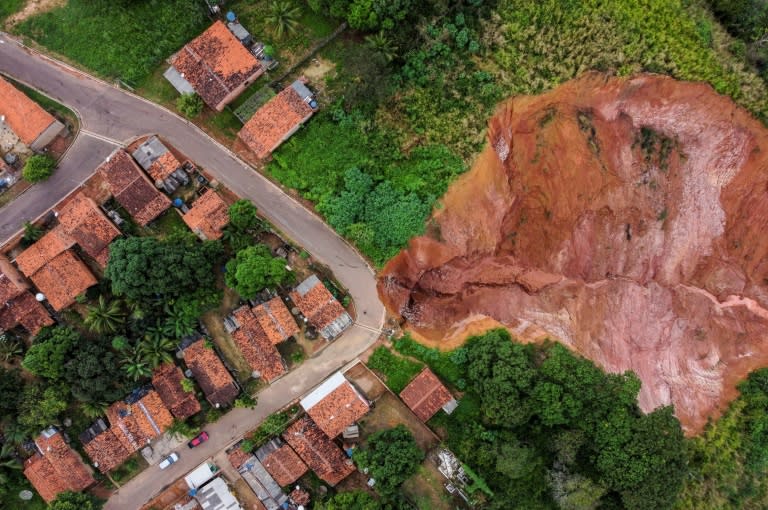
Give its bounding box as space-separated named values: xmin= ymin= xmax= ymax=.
xmin=164 ymin=19 xmax=318 ymax=160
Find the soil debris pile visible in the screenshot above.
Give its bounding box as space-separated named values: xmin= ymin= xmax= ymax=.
xmin=378 ymin=72 xmax=768 ymax=435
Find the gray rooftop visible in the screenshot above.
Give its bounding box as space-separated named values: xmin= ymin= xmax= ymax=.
xmin=290 ymin=80 xmax=312 ymax=101
xmin=132 ymin=135 xmax=169 ymax=171
xmin=163 ymin=65 xmax=196 ymax=96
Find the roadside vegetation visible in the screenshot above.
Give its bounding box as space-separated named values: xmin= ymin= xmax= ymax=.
xmin=21 ymin=154 xmax=56 ymax=182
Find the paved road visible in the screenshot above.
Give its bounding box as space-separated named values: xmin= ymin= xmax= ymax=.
xmin=0 ymin=34 xmax=386 ymax=509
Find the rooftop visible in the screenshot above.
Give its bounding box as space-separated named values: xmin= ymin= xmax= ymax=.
xmin=183 ymin=339 xmax=239 ymax=407
xmin=289 ymin=275 xmax=351 ymax=340
xmin=23 ymin=429 xmax=95 ymax=503
xmin=82 ymin=429 xmax=132 ymax=473
xmin=227 ymin=447 xmax=251 ymax=471
xmin=261 ymin=444 xmax=308 ymax=487
xmin=15 ymin=228 xmax=72 ymax=276
xmin=252 ymin=297 xmax=300 ymax=345
xmin=28 ymin=250 xmax=97 ymax=311
xmin=300 ymin=372 xmax=369 ymax=439
xmin=0 ymin=257 xmax=26 ymax=304
xmin=238 ymin=80 xmax=315 ymax=159
xmin=0 ymin=75 xmax=57 ymax=146
xmin=98 ymin=149 xmax=171 ymax=226
xmin=399 ymin=367 xmax=455 ymax=422
xmin=0 ymin=291 xmax=54 ymax=335
xmin=182 ymin=189 xmax=229 ymax=241
xmin=195 ymin=476 xmax=242 ymax=510
xmin=152 ymin=362 xmax=201 ymax=420
xmin=105 ymin=389 xmax=174 ymax=453
xmin=171 ymin=21 xmax=263 ymax=109
xmin=231 ymin=305 xmax=286 ymax=383
xmin=282 ymin=416 xmax=354 ymax=486
xmin=56 ymin=192 xmax=121 ymax=267
xmin=132 ymin=136 xmax=180 ymax=183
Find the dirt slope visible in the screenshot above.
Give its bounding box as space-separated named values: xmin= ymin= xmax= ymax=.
xmin=378 ymin=72 xmax=768 ymax=435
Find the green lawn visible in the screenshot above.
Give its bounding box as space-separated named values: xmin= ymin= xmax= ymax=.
xmin=367 ymin=346 xmax=423 ymax=393
xmin=0 ymin=0 xmax=22 ymax=23
xmin=15 ymin=0 xmax=208 ymax=85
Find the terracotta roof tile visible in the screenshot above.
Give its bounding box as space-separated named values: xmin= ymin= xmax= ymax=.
xmin=28 ymin=250 xmax=97 ymax=311
xmin=282 ymin=416 xmax=354 ymax=486
xmin=0 ymin=264 xmax=25 ymax=304
xmin=238 ymin=83 xmax=314 ymax=158
xmin=252 ymin=297 xmax=300 ymax=345
xmin=289 ymin=487 xmax=310 ymax=506
xmin=289 ymin=279 xmax=348 ymax=333
xmin=262 ymin=444 xmax=308 ymax=486
xmin=23 ymin=430 xmax=95 ymax=502
xmin=82 ymin=429 xmax=132 ymax=473
xmin=182 ymin=189 xmax=229 ymax=240
xmin=304 ymin=381 xmax=369 ymax=439
xmin=399 ymin=367 xmax=454 ymax=422
xmin=232 ymin=305 xmax=286 ymax=382
xmin=171 ymin=21 xmax=263 ymax=109
xmin=0 ymin=75 xmax=57 ymax=146
xmin=15 ymin=229 xmax=72 ymax=276
xmin=147 ymin=151 xmax=181 ymax=183
xmin=0 ymin=291 xmax=54 ymax=335
xmin=57 ymin=192 xmax=120 ymax=267
xmin=104 ymin=390 xmax=174 ymax=455
xmin=98 ymin=150 xmax=171 ymax=226
xmin=183 ymin=339 xmax=239 ymax=407
xmin=152 ymin=363 xmax=201 ymax=420
xmin=227 ymin=447 xmax=251 ymax=471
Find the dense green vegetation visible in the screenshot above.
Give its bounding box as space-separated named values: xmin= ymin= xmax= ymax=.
xmin=22 ymin=154 xmax=56 ymax=183
xmin=225 ymin=244 xmax=293 ymax=298
xmin=49 ymin=491 xmax=103 ymax=510
xmin=354 ymin=425 xmax=425 ymax=500
xmin=366 ymin=345 xmax=423 ymax=393
xmin=706 ymin=0 xmax=768 ymax=80
xmin=16 ymin=0 xmax=207 ymax=84
xmin=409 ymin=329 xmax=686 ymax=509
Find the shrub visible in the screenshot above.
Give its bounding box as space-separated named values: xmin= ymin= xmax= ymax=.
xmin=22 ymin=154 xmax=56 ymax=182
xmin=366 ymin=346 xmax=422 ymax=393
xmin=177 ymin=93 xmax=203 ymax=117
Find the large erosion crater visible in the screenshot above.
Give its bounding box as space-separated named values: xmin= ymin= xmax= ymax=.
xmin=378 ymin=72 xmax=768 ymax=434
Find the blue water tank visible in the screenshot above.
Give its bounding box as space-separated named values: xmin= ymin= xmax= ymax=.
xmin=309 ymin=99 xmax=318 ymax=109
xmin=226 ymin=11 xmax=236 ymax=22
xmin=173 ymin=198 xmax=183 ymax=208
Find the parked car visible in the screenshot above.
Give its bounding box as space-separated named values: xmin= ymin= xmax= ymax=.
xmin=188 ymin=431 xmax=209 ymax=448
xmin=158 ymin=452 xmax=179 ymax=470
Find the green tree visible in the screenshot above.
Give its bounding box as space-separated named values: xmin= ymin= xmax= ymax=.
xmin=121 ymin=347 xmax=152 ymax=381
xmin=105 ymin=235 xmax=222 ymax=303
xmin=17 ymin=383 xmax=68 ymax=431
xmin=266 ymin=0 xmax=302 ymax=39
xmin=354 ymin=425 xmax=424 ymax=498
xmin=139 ymin=335 xmax=176 ymax=368
xmin=22 ymin=326 xmax=80 ymax=380
xmin=50 ymin=491 xmax=103 ymax=510
xmin=84 ymin=295 xmax=125 ymax=334
xmin=22 ymin=154 xmax=56 ymax=183
xmin=176 ymin=92 xmax=203 ymax=117
xmin=0 ymin=368 xmax=23 ymax=417
xmin=228 ymin=199 xmax=264 ymax=232
xmin=0 ymin=334 xmax=23 ymax=363
xmin=317 ymin=490 xmax=382 ymax=510
xmin=166 ymin=419 xmax=200 ymax=440
xmin=225 ymin=245 xmax=293 ymax=298
xmin=64 ymin=339 xmax=124 ymax=403
xmin=181 ymin=377 xmax=195 ymax=393
xmin=364 ymin=31 xmax=397 ymax=62
xmin=21 ymin=221 xmax=43 ymax=245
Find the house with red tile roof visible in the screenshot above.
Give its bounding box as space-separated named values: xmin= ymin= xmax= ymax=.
xmin=0 ymin=75 xmax=66 ymax=150
xmin=182 ymin=189 xmax=229 ymax=240
xmin=98 ymin=149 xmax=171 ymax=226
xmin=182 ymin=338 xmax=240 ymax=407
xmin=255 ymin=439 xmax=308 ymax=487
xmin=0 ymin=257 xmax=52 ymax=335
xmin=131 ymin=136 xmax=191 ymax=194
xmin=289 ymin=275 xmax=352 ymax=341
xmin=82 ymin=389 xmax=174 ymax=472
xmin=253 ymin=297 xmax=300 ymax=345
xmin=230 ymin=304 xmax=286 ymax=383
xmin=237 ymin=79 xmax=317 ymax=159
xmin=399 ymin=367 xmax=458 ymax=422
xmin=166 ymin=21 xmax=264 ymax=111
xmin=23 ymin=427 xmax=96 ymax=503
xmin=56 ymin=192 xmax=121 ymax=267
xmin=283 ymin=416 xmax=355 ymax=486
xmin=152 ymin=362 xmax=201 ymax=420
xmin=299 ymin=371 xmax=369 ymax=439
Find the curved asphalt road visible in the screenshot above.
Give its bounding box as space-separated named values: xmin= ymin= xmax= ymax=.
xmin=0 ymin=34 xmax=385 ymax=508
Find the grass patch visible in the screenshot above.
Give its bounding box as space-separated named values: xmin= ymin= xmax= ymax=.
xmin=110 ymin=453 xmax=148 ymax=484
xmin=0 ymin=0 xmax=23 ymax=23
xmin=140 ymin=209 xmax=187 ymax=238
xmin=242 ymin=406 xmax=299 ymax=450
xmin=15 ymin=0 xmax=208 ymax=85
xmin=366 ymin=346 xmax=423 ymax=393
xmin=135 ymin=66 xmax=179 ymax=106
xmin=393 ymin=335 xmax=466 ymax=390
xmin=209 ymin=109 xmax=243 ymax=139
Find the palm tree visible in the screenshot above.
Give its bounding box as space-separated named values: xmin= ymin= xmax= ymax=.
xmin=165 ymin=419 xmax=200 ymax=440
xmin=21 ymin=221 xmax=43 ymax=245
xmin=0 ymin=335 xmax=23 ymax=363
xmin=84 ymin=296 xmax=125 ymax=334
xmin=266 ymin=0 xmax=302 ymax=39
xmin=121 ymin=348 xmax=151 ymax=381
xmin=81 ymin=401 xmax=109 ymax=419
xmin=0 ymin=443 xmax=19 ymax=471
xmin=163 ymin=306 xmax=196 ymax=339
xmin=139 ymin=335 xmax=175 ymax=368
xmin=365 ymin=31 xmax=398 ymax=63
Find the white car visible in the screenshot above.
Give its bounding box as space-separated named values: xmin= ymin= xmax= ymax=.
xmin=158 ymin=452 xmax=179 ymax=470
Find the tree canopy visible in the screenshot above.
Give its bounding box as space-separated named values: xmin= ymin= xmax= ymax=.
xmin=105 ymin=235 xmax=222 ymax=302
xmin=22 ymin=326 xmax=81 ymax=380
xmin=354 ymin=424 xmax=424 ymax=499
xmin=50 ymin=491 xmax=103 ymax=510
xmin=22 ymin=154 xmax=56 ymax=183
xmin=224 ymin=245 xmax=292 ymax=298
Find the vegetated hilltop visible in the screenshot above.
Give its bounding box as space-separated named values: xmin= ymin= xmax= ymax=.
xmin=378 ymin=72 xmax=768 ymax=435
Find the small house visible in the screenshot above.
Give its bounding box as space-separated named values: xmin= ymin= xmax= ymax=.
xmin=182 ymin=338 xmax=240 ymax=408
xmin=290 ymin=275 xmax=352 ymax=341
xmin=282 ymin=416 xmax=355 ymax=486
xmin=0 ymin=75 xmax=66 ymax=151
xmin=299 ymin=371 xmax=369 ymax=439
xmin=399 ymin=367 xmax=458 ymax=422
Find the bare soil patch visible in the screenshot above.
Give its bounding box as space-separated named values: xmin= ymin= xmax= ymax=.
xmin=4 ymin=0 xmax=63 ymax=27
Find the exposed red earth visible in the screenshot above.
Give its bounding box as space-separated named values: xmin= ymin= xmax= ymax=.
xmin=378 ymin=72 xmax=768 ymax=435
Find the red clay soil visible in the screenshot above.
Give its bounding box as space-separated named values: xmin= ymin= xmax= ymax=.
xmin=378 ymin=72 xmax=768 ymax=436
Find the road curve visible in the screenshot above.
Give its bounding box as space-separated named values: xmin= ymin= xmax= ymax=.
xmin=0 ymin=34 xmax=385 ymax=508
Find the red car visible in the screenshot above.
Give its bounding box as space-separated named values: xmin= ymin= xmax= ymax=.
xmin=188 ymin=431 xmax=209 ymax=448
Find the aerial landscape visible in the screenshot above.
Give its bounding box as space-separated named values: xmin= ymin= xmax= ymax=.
xmin=0 ymin=1 xmax=767 ymax=510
